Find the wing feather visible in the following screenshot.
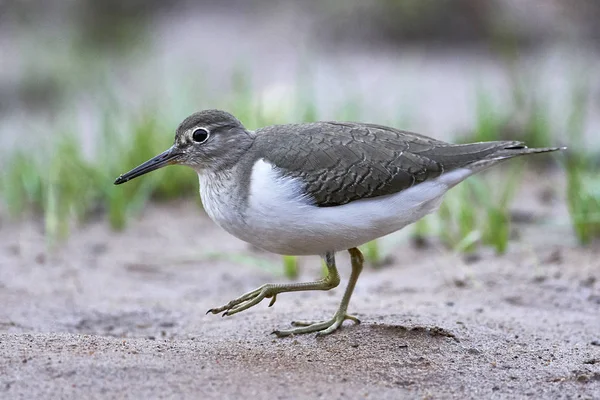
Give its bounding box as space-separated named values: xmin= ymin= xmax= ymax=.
xmin=252 ymin=122 xmax=522 ymax=207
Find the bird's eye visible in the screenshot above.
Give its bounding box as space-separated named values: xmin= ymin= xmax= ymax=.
xmin=192 ymin=128 xmax=210 ymax=143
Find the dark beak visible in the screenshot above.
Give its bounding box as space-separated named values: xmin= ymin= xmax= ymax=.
xmin=114 ymin=146 xmax=181 ymax=185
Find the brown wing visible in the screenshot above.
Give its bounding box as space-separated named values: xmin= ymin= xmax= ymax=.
xmin=253 ymin=121 xmax=522 ymax=207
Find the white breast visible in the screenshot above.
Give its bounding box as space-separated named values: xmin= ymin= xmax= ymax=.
xmin=199 ymin=160 xmax=473 ymax=256
xmin=198 ymin=169 xmax=244 ymax=236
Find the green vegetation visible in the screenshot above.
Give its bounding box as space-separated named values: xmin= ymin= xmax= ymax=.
xmin=282 ymin=255 xmax=300 ymax=279
xmin=0 ymin=110 xmax=198 ymax=245
xmin=1 ymin=68 xmax=597 ymax=276
xmin=435 ymin=166 xmax=522 ymax=255
xmin=563 ymin=83 xmax=600 ymax=244
xmin=566 ymin=154 xmax=600 ymax=244
xmin=361 ymin=240 xmax=383 ymax=268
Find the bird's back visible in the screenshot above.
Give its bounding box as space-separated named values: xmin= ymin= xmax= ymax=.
xmin=250 ymin=121 xmax=558 ymax=207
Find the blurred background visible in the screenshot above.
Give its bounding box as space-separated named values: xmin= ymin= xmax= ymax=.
xmin=1 ymin=0 xmax=599 ymax=253
xmin=3 ymin=3 xmax=600 ymax=395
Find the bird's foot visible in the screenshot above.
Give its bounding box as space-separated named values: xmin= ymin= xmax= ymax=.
xmin=272 ymin=312 xmax=360 ymax=337
xmin=207 ymin=284 xmax=278 ymax=317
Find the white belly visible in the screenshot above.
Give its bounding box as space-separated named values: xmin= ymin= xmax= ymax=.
xmin=199 ymin=160 xmax=473 ymax=256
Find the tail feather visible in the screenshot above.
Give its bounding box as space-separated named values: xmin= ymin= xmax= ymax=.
xmin=467 ymin=143 xmax=565 ymax=173
xmin=491 ymin=144 xmax=566 ymax=159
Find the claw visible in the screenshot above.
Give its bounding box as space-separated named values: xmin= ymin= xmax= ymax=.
xmin=207 ymin=284 xmax=277 ymax=318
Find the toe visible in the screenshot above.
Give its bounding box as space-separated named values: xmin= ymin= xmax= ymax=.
xmin=316 ymin=320 xmax=342 ymax=336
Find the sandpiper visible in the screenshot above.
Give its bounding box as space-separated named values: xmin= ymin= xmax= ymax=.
xmin=114 ymin=109 xmax=562 ymax=336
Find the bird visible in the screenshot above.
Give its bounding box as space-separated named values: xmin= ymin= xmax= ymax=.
xmin=114 ymin=109 xmax=563 ymax=337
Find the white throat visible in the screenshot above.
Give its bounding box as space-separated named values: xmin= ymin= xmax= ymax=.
xmin=197 ymin=168 xmax=245 ymax=234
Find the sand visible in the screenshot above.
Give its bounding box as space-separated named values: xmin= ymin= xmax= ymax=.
xmin=1 ymin=195 xmax=599 ymax=399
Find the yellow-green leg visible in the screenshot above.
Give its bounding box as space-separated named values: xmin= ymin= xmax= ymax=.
xmin=273 ymin=247 xmax=364 ymax=337
xmin=207 ymin=252 xmax=341 ymax=317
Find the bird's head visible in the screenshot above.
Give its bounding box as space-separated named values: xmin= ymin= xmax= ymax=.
xmin=114 ymin=109 xmax=253 ymax=185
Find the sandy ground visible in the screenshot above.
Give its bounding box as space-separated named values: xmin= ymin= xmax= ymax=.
xmin=1 ymin=190 xmax=599 ymax=399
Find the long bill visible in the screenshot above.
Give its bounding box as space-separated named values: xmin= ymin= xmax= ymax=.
xmin=114 ymin=146 xmax=181 ymax=185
